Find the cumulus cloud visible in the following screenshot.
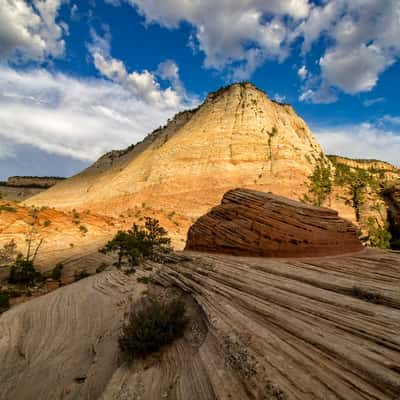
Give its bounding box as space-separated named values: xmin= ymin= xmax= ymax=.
xmin=88 ymin=31 xmax=183 ymax=108
xmin=0 ymin=65 xmax=192 ymax=162
xmin=126 ymin=0 xmax=310 ymax=77
xmin=0 ymin=0 xmax=66 ymax=62
xmin=314 ymin=122 xmax=400 ymax=167
xmin=298 ymin=0 xmax=400 ymax=99
xmin=298 ymin=65 xmax=308 ymax=80
xmin=117 ymin=0 xmax=400 ymax=96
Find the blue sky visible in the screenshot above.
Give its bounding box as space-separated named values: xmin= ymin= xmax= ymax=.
xmin=0 ymin=0 xmax=399 ymax=179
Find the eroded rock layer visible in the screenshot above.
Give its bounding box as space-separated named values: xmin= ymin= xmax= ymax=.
xmin=1 ymin=249 xmax=399 ymax=400
xmin=186 ymin=188 xmax=363 ymax=257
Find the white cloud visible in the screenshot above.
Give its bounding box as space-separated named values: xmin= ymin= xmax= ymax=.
xmin=320 ymin=44 xmax=390 ymax=94
xmin=299 ymin=82 xmax=337 ymax=104
xmin=273 ymin=93 xmax=286 ymax=103
xmin=0 ymin=0 xmax=66 ymax=62
xmin=314 ymin=122 xmax=400 ymax=167
xmin=126 ymin=0 xmax=310 ymax=77
xmin=381 ymin=115 xmax=400 ymax=126
xmin=0 ymin=65 xmax=192 ymax=162
xmin=89 ymin=31 xmax=183 ymax=108
xmin=298 ymin=0 xmax=400 ymax=99
xmin=298 ymin=65 xmax=308 ymax=80
xmin=117 ymin=0 xmax=400 ymax=94
xmin=363 ymin=97 xmax=385 ymax=107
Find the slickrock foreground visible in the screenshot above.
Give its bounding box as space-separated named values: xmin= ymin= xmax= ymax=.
xmin=1 ymin=249 xmax=399 ymax=399
xmin=186 ymin=188 xmax=363 ymax=257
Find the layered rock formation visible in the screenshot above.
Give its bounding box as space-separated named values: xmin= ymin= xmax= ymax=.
xmin=26 ymin=83 xmax=324 ymax=218
xmin=327 ymin=155 xmax=399 ymax=174
xmin=0 ymin=176 xmax=65 ymax=201
xmin=186 ymin=188 xmax=363 ymax=257
xmin=1 ymin=248 xmax=399 ymax=399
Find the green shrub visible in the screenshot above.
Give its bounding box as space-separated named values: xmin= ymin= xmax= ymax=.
xmin=0 ymin=204 xmax=17 ymax=212
xmin=137 ymin=276 xmax=150 ymax=284
xmin=391 ymin=239 xmax=400 ymax=250
xmin=74 ymin=269 xmax=90 ymax=281
xmin=307 ymin=155 xmax=332 ymax=206
xmin=99 ymin=217 xmax=172 ymax=268
xmin=79 ymin=225 xmax=88 ymax=234
xmin=96 ymin=263 xmax=108 ymax=273
xmin=8 ymin=255 xmax=43 ymax=285
xmin=51 ymin=262 xmax=63 ymax=280
xmin=0 ymin=291 xmax=10 ymax=313
xmin=366 ymin=217 xmax=392 ymax=249
xmin=119 ymin=299 xmax=187 ymax=359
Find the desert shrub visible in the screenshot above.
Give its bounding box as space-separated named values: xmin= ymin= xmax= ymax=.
xmin=391 ymin=239 xmax=400 ymax=250
xmin=0 ymin=204 xmax=16 ymax=212
xmin=307 ymin=155 xmax=332 ymax=206
xmin=96 ymin=263 xmax=108 ymax=273
xmin=119 ymin=299 xmax=187 ymax=359
xmin=351 ymin=286 xmax=383 ymax=304
xmin=137 ymin=276 xmax=150 ymax=284
xmin=51 ymin=262 xmax=63 ymax=280
xmin=43 ymin=219 xmax=51 ymax=227
xmin=0 ymin=291 xmax=10 ymax=313
xmin=79 ymin=225 xmax=88 ymax=234
xmin=366 ymin=217 xmax=392 ymax=249
xmin=0 ymin=240 xmax=18 ymax=267
xmin=99 ymin=217 xmax=172 ymax=268
xmin=8 ymin=255 xmax=43 ymax=285
xmin=74 ymin=269 xmax=90 ymax=281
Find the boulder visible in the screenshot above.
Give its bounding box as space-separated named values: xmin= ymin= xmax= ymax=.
xmin=185 ymin=188 xmax=363 ymax=257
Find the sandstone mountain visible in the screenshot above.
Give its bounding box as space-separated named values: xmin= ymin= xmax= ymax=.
xmin=26 ymin=83 xmax=324 ymax=218
xmin=24 ymin=82 xmax=400 ymax=248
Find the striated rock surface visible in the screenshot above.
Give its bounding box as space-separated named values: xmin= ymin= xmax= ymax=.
xmin=327 ymin=155 xmax=399 ymax=174
xmin=1 ymin=248 xmax=400 ymax=399
xmin=186 ymin=188 xmax=363 ymax=257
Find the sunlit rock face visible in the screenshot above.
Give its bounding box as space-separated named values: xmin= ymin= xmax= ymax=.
xmin=26 ymin=82 xmax=324 ymax=219
xmin=186 ymin=188 xmax=363 ymax=257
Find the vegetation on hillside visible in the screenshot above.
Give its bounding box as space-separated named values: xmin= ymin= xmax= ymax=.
xmin=119 ymin=298 xmax=188 ymax=360
xmin=304 ymin=155 xmax=332 ymax=207
xmin=305 ymin=156 xmax=397 ymax=249
xmin=100 ymin=217 xmax=172 ymax=268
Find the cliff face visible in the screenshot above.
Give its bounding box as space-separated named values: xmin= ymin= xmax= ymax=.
xmin=0 ymin=176 xmax=65 ymax=202
xmin=26 ymin=83 xmax=324 ymax=218
xmin=328 ymin=155 xmax=398 ymax=173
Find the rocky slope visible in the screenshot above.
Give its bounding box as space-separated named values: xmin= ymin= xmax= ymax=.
xmin=1 ymin=248 xmax=399 ymax=400
xmin=26 ymin=83 xmax=324 ymax=218
xmin=186 ymin=189 xmax=362 ymax=257
xmin=0 ymin=200 xmax=191 ymax=274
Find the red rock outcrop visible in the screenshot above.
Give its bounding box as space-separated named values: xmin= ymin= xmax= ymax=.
xmin=186 ymin=188 xmax=363 ymax=257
